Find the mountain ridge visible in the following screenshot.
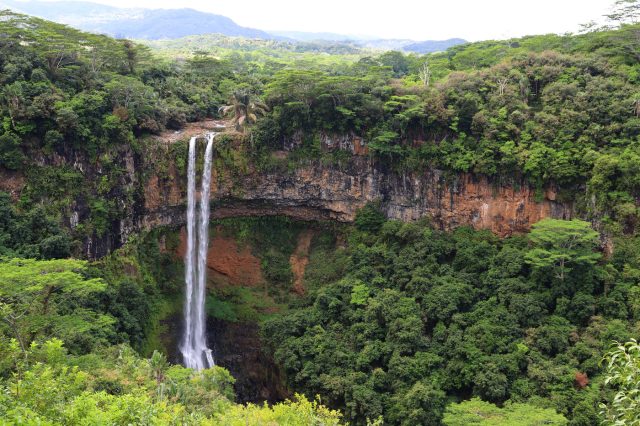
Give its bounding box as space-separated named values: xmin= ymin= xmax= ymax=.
xmin=0 ymin=0 xmax=274 ymax=39
xmin=0 ymin=0 xmax=466 ymax=51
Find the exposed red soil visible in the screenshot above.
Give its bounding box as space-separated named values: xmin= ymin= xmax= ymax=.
xmin=289 ymin=230 xmax=314 ymax=295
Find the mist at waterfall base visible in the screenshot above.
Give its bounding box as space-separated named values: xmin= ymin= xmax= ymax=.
xmin=180 ymin=133 xmax=216 ymax=371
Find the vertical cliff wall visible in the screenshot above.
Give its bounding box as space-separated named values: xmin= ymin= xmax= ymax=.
xmin=1 ymin=126 xmax=574 ymax=259
xmin=143 ymin=155 xmax=572 ymax=238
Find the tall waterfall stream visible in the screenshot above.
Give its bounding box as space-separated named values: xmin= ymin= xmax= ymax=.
xmin=180 ymin=133 xmax=216 ymax=370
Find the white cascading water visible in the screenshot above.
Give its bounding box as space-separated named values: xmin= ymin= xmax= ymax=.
xmin=181 ymin=133 xmax=216 ymax=370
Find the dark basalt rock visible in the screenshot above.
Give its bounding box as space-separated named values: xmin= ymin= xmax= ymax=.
xmin=209 ymin=318 xmax=289 ymax=404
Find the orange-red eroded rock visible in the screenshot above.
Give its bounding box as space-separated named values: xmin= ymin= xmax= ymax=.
xmin=177 ymin=227 xmax=264 ymax=287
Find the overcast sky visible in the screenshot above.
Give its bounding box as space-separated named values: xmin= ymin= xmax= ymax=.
xmin=53 ymin=0 xmax=614 ymax=41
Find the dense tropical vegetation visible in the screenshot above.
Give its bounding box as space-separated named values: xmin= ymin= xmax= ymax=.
xmin=261 ymin=214 xmax=640 ymax=425
xmin=0 ymin=1 xmax=640 ymax=424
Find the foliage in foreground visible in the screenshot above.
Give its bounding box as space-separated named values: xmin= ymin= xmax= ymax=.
xmin=0 ymin=228 xmax=347 ymax=425
xmin=0 ymin=227 xmax=184 ymax=358
xmin=0 ymin=339 xmax=343 ymax=425
xmin=0 ymin=258 xmax=111 ymax=356
xmin=599 ymin=339 xmax=640 ymax=425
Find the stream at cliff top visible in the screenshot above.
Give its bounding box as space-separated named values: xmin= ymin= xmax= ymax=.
xmin=180 ymin=133 xmax=216 ymax=370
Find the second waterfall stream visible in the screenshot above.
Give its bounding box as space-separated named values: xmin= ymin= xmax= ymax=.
xmin=180 ymin=132 xmax=216 ymax=370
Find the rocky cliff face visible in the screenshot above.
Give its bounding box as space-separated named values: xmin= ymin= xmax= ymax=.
xmin=1 ymin=126 xmax=574 ymax=258
xmin=142 ymin=139 xmax=572 ymax=241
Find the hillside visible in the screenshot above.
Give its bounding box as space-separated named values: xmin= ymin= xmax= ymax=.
xmin=141 ymin=33 xmax=366 ymax=58
xmin=0 ymin=7 xmax=639 ymax=425
xmin=0 ymin=0 xmax=468 ymax=52
xmin=0 ymin=0 xmax=273 ymax=39
xmin=402 ymin=37 xmax=467 ymax=53
xmin=269 ymin=31 xmax=468 ymax=52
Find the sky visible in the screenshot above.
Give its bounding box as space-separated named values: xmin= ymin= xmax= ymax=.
xmin=48 ymin=0 xmax=614 ymax=41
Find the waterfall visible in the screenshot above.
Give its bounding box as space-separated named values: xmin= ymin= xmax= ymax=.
xmin=180 ymin=133 xmax=216 ymax=370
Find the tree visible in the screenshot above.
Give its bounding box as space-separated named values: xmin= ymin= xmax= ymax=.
xmin=606 ymin=0 xmax=640 ymax=25
xmin=418 ymin=62 xmax=432 ymax=87
xmin=392 ymin=381 xmax=446 ymax=425
xmin=148 ymin=350 xmax=168 ymax=384
xmin=378 ymin=51 xmax=410 ymax=77
xmin=0 ymin=258 xmax=111 ymax=357
xmin=496 ymin=76 xmax=510 ymax=96
xmin=120 ymin=40 xmax=151 ymax=75
xmin=147 ymin=350 xmax=168 ymax=400
xmin=599 ymin=339 xmax=640 ymax=425
xmin=443 ymin=398 xmax=568 ymax=425
xmin=0 ymin=132 xmax=24 ymax=170
xmin=105 ymin=76 xmax=155 ymax=113
xmin=0 ymin=338 xmax=341 ymax=425
xmin=354 ymin=203 xmax=386 ymax=233
xmin=1 ymin=81 xmax=28 ymax=129
xmin=219 ymin=90 xmax=268 ymax=132
xmin=525 ymin=219 xmax=600 ymax=282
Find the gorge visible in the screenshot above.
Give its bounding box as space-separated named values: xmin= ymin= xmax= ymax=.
xmin=1 ymin=9 xmax=639 ymax=423
xmin=137 ymin=125 xmax=577 ymax=402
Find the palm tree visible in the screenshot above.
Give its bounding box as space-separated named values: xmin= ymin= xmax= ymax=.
xmin=218 ymin=90 xmax=268 ymax=132
xmin=147 ymin=350 xmax=168 ymax=400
